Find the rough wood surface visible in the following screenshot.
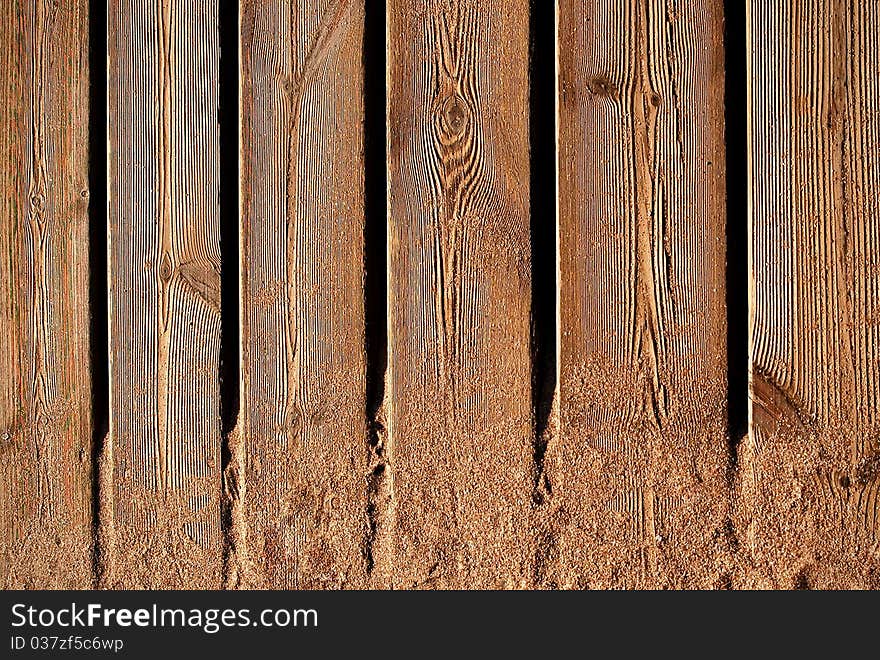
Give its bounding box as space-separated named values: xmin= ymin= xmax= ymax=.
xmin=386 ymin=0 xmax=533 ymax=588
xmin=9 ymin=0 xmax=880 ymax=592
xmin=105 ymin=0 xmax=222 ymax=588
xmin=0 ymin=0 xmax=92 ymax=589
xmin=235 ymin=0 xmax=368 ymax=589
xmin=552 ymin=0 xmax=731 ymax=588
xmin=747 ymin=0 xmax=880 ymax=588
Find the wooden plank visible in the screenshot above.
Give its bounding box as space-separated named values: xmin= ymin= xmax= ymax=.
xmin=748 ymin=0 xmax=880 ymax=588
xmin=0 ymin=0 xmax=92 ymax=589
xmin=235 ymin=1 xmax=368 ymax=588
xmin=105 ymin=0 xmax=222 ymax=588
xmin=386 ymin=0 xmax=533 ymax=588
xmin=553 ymin=0 xmax=731 ymax=588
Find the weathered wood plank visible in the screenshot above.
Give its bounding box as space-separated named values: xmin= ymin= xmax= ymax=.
xmin=105 ymin=0 xmax=222 ymax=588
xmin=552 ymin=0 xmax=731 ymax=588
xmin=235 ymin=0 xmax=369 ymax=589
xmin=0 ymin=0 xmax=92 ymax=589
xmin=386 ymin=0 xmax=534 ymax=588
xmin=747 ymin=0 xmax=880 ymax=588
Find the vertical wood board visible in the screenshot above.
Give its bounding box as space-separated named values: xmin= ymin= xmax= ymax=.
xmin=554 ymin=0 xmax=731 ymax=588
xmin=0 ymin=0 xmax=93 ymax=589
xmin=237 ymin=0 xmax=369 ymax=589
xmin=386 ymin=0 xmax=534 ymax=588
xmin=748 ymin=0 xmax=880 ymax=588
xmin=106 ymin=0 xmax=222 ymax=588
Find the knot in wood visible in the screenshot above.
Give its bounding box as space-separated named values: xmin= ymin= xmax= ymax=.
xmin=30 ymin=191 xmax=46 ymax=212
xmin=158 ymin=252 xmax=174 ymax=283
xmin=587 ymin=75 xmax=617 ymax=98
xmin=440 ymin=93 xmax=469 ymax=137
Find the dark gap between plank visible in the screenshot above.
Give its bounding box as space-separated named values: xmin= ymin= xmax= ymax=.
xmin=529 ymin=0 xmax=557 ymax=504
xmin=724 ymin=0 xmax=748 ymax=465
xmin=218 ymin=0 xmax=240 ymax=578
xmin=363 ymin=0 xmax=388 ymax=574
xmin=218 ymin=1 xmax=240 ymax=439
xmin=88 ymin=0 xmax=109 ymax=585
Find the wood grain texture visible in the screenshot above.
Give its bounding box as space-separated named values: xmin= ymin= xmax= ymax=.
xmin=552 ymin=0 xmax=731 ymax=588
xmin=106 ymin=0 xmax=222 ymax=588
xmin=747 ymin=0 xmax=880 ymax=588
xmin=235 ymin=0 xmax=369 ymax=589
xmin=0 ymin=0 xmax=92 ymax=589
xmin=386 ymin=0 xmax=533 ymax=588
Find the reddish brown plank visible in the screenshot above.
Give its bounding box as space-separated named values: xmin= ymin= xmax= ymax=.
xmin=747 ymin=0 xmax=880 ymax=588
xmin=386 ymin=0 xmax=534 ymax=588
xmin=0 ymin=0 xmax=93 ymax=589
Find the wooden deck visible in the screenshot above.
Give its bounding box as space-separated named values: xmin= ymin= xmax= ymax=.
xmin=1 ymin=0 xmax=878 ymax=589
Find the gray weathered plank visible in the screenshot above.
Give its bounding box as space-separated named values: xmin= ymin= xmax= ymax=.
xmin=105 ymin=0 xmax=222 ymax=588
xmin=234 ymin=0 xmax=369 ymax=589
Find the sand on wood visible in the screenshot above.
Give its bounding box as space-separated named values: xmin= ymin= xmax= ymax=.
xmin=553 ymin=0 xmax=732 ymax=588
xmin=747 ymin=0 xmax=880 ymax=588
xmin=386 ymin=0 xmax=534 ymax=588
xmin=236 ymin=0 xmax=370 ymax=589
xmin=0 ymin=0 xmax=93 ymax=589
xmin=106 ymin=0 xmax=222 ymax=588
